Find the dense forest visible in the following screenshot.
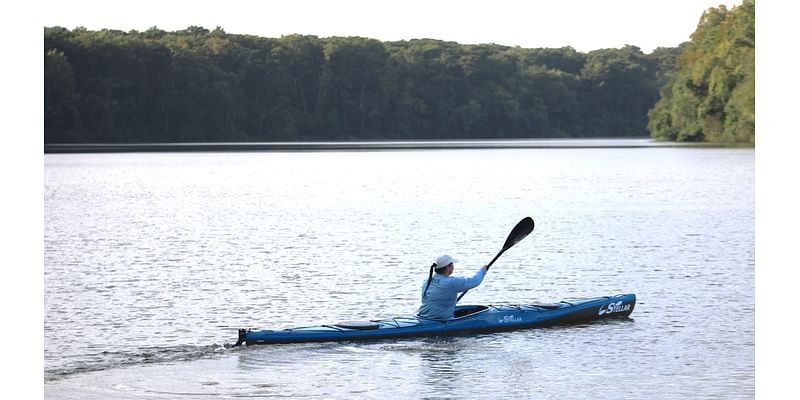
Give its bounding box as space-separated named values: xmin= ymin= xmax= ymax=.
xmin=44 ymin=2 xmax=754 ymax=145
xmin=44 ymin=26 xmax=680 ymax=143
xmin=648 ymin=0 xmax=755 ymax=144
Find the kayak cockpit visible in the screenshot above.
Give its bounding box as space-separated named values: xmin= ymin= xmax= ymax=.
xmin=453 ymin=305 xmax=490 ymax=318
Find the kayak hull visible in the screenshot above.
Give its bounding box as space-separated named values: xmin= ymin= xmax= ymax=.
xmin=238 ymin=293 xmax=636 ymax=345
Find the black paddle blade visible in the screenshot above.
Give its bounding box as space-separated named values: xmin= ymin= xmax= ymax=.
xmin=485 ymin=217 xmax=535 ymax=271
xmin=501 ymin=217 xmax=535 ymax=251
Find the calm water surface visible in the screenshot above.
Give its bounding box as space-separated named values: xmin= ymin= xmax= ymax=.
xmin=44 ymin=147 xmax=754 ymax=399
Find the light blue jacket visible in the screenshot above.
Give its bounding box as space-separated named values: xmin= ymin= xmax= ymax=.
xmin=417 ymin=267 xmax=487 ymax=320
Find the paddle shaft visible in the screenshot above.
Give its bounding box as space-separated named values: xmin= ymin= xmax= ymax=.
xmin=485 ymin=247 xmax=508 ymax=271
xmin=456 ymin=217 xmax=534 ymax=303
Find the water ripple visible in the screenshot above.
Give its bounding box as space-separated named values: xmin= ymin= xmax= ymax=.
xmin=44 ymin=149 xmax=754 ymax=399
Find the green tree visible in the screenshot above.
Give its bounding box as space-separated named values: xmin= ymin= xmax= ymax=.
xmin=44 ymin=49 xmax=83 ymax=142
xmin=581 ymin=45 xmax=658 ymax=136
xmin=648 ymin=0 xmax=755 ymax=144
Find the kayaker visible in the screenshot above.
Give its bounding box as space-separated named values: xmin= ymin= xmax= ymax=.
xmin=417 ymin=254 xmax=488 ymax=320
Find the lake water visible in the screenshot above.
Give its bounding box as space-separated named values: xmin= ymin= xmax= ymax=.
xmin=43 ymin=145 xmax=754 ymax=399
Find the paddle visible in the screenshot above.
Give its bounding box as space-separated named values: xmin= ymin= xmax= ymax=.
xmin=456 ymin=216 xmax=535 ymax=303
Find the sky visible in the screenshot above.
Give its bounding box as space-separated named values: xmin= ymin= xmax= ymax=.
xmin=41 ymin=0 xmax=742 ymax=53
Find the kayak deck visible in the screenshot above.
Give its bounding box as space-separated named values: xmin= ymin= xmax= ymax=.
xmin=237 ymin=293 xmax=635 ymax=345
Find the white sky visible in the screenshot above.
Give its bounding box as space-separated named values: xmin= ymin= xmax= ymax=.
xmin=42 ymin=0 xmax=742 ymax=53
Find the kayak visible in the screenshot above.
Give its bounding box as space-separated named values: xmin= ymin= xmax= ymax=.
xmin=237 ymin=294 xmax=636 ymax=346
xmin=235 ymin=293 xmax=636 ymax=345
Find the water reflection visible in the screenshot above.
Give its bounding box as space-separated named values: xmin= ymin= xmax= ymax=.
xmin=419 ymin=341 xmax=463 ymax=380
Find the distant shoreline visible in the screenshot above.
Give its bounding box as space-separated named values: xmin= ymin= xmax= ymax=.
xmin=44 ymin=138 xmax=717 ymax=153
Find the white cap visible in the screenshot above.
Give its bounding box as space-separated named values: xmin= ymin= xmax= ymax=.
xmin=435 ymin=254 xmax=457 ymax=269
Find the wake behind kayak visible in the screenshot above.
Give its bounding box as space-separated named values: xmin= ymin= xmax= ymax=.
xmin=235 ymin=293 xmax=635 ymax=346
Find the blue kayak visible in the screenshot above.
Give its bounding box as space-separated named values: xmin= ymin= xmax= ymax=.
xmin=235 ymin=293 xmax=636 ymax=345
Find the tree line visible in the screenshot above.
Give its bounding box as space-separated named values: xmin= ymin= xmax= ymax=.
xmin=45 ymin=0 xmax=756 ymax=146
xmin=648 ymin=0 xmax=755 ymax=144
xmin=45 ymin=25 xmax=686 ymax=144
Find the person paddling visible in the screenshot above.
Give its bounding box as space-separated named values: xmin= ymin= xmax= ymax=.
xmin=417 ymin=254 xmax=488 ymax=320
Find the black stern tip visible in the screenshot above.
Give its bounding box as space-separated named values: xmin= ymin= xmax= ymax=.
xmin=233 ymin=328 xmax=247 ymax=347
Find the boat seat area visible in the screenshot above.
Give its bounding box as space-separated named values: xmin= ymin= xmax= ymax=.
xmin=334 ymin=320 xmax=381 ymax=330
xmin=454 ymin=305 xmax=489 ymax=318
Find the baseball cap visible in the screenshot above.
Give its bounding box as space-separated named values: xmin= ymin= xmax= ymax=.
xmin=434 ymin=254 xmax=457 ymax=269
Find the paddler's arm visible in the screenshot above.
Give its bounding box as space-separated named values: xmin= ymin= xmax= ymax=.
xmin=456 ymin=265 xmax=488 ymax=292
